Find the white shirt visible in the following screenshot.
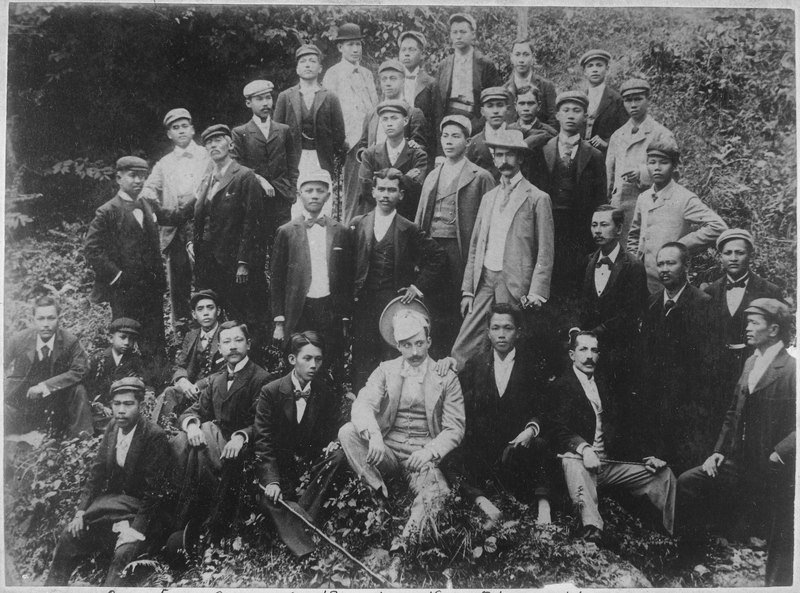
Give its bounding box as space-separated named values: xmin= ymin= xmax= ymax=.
xmin=118 ymin=190 xmax=144 ymax=227
xmin=573 ymin=366 xmax=605 ymax=456
xmin=484 ymin=172 xmax=524 ymax=271
xmin=290 ymin=370 xmax=312 ymax=423
xmin=587 ymin=83 xmax=606 ymax=116
xmin=386 ymin=138 xmax=406 ymax=167
xmin=663 ymin=282 xmax=688 ymax=314
xmin=557 ymin=132 xmax=581 ymax=160
xmin=483 ymin=122 xmax=507 ymax=144
xmin=374 ymin=209 xmax=397 ymax=242
xmin=493 ymin=348 xmax=516 ymax=396
xmin=226 ymin=357 xmax=249 ymax=391
xmin=305 ymin=211 xmax=331 ymax=299
xmin=116 ymin=424 xmax=137 ymax=467
xmin=251 ymin=114 xmax=271 ymax=142
xmin=451 ymin=47 xmax=474 ymax=101
xmin=726 ymin=273 xmax=749 ymax=316
xmin=199 ymin=325 xmax=218 ymax=351
xmin=404 ymin=66 xmax=420 ymax=105
xmin=594 ymin=243 xmax=620 ymax=296
xmin=748 ymin=340 xmax=785 ymax=393
xmin=439 ymin=157 xmax=467 ymax=190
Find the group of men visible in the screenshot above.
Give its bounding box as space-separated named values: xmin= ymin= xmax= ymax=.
xmin=4 ymin=12 xmax=794 ymax=587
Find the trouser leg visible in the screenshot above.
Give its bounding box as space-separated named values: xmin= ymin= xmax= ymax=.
xmin=403 ymin=463 xmax=450 ymax=542
xmin=675 ymin=460 xmax=742 ymax=542
xmin=500 ymin=436 xmax=554 ymax=501
xmin=598 ymin=461 xmax=677 ymax=534
xmin=60 ymin=384 xmax=94 ymax=438
xmin=46 ymin=526 xmax=112 ymax=585
xmin=338 ymin=422 xmax=400 ymax=496
xmin=561 ymin=456 xmax=603 ymax=529
xmin=166 ymin=238 xmax=193 ymax=333
xmin=104 ymin=540 xmax=146 ymax=586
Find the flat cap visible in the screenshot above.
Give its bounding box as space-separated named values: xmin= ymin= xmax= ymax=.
xmin=579 ymin=49 xmax=612 ymax=67
xmin=620 ymin=78 xmax=651 ymax=97
xmin=744 ymin=298 xmax=792 ymax=325
xmin=556 ymin=90 xmax=589 ymax=110
xmin=200 ymin=124 xmax=231 ymax=144
xmin=378 ymin=59 xmax=405 ymax=75
xmin=480 ymin=86 xmax=511 ymax=105
xmin=116 ymin=156 xmax=149 ymax=172
xmin=646 ymin=136 xmax=680 ymax=161
xmin=243 ymin=80 xmax=274 ymax=99
xmin=716 ymin=228 xmax=754 ymax=251
xmin=163 ymin=108 xmax=192 ymax=128
xmin=376 ymin=99 xmax=409 ymax=117
xmin=439 ymin=114 xmax=472 ymax=137
xmin=297 ymin=168 xmax=333 ymax=190
xmin=485 ymin=128 xmax=530 ymax=152
xmin=190 ymin=289 xmax=221 ymax=309
xmin=334 ymin=23 xmax=363 ymax=42
xmin=448 ymin=12 xmax=477 ymax=30
xmin=108 ymin=317 xmax=141 ymax=336
xmin=296 ymin=44 xmax=322 ymax=60
xmin=398 ymin=30 xmax=427 ymax=49
xmin=110 ymin=376 xmax=145 ymax=396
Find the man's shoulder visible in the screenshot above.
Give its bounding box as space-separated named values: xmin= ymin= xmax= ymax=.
xmin=462 ymin=349 xmax=492 ymax=374
xmin=520 ymin=177 xmax=549 ymax=201
xmin=749 ymin=273 xmax=783 ymax=298
xmin=56 ymin=327 xmax=81 ymax=346
xmin=686 ymin=284 xmax=712 ymax=304
xmin=263 ymin=372 xmax=291 ymax=397
xmin=232 ymin=121 xmax=251 ymax=135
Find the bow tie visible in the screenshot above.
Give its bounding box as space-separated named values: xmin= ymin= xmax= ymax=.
xmin=596 ymin=256 xmax=613 ymax=269
xmin=727 ymin=278 xmax=747 ymax=290
xmin=293 ymin=389 xmax=310 ymax=401
xmin=304 ymin=216 xmax=326 ymax=229
xmin=179 ymin=151 xmax=193 ymax=158
xmin=227 ymin=369 xmax=238 ymax=380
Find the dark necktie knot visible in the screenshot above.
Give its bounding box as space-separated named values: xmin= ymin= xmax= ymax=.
xmin=727 ymin=278 xmax=747 ymax=290
xmin=304 ymin=216 xmax=326 ymax=229
xmin=227 ymin=369 xmax=237 ymax=381
xmin=631 ymin=126 xmax=640 ymax=134
xmin=596 ymin=256 xmax=613 ymax=269
xmin=664 ymin=299 xmax=676 ymax=315
xmin=41 ymin=344 xmax=51 ymax=359
xmin=294 ymin=389 xmax=309 ymax=401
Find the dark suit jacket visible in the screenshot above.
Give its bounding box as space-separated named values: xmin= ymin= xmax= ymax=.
xmin=358 ymin=105 xmax=432 ymax=160
xmin=273 ymin=85 xmax=346 ymax=174
xmin=253 ymin=373 xmax=343 ymax=487
xmin=357 ymin=141 xmax=428 ymax=220
xmin=79 ymin=416 xmax=170 ymax=534
xmin=193 ymin=161 xmax=266 ymax=272
xmin=465 ymin=130 xmax=500 ymax=182
xmin=171 ymin=325 xmax=224 ymax=385
xmin=435 ymin=49 xmax=502 ymax=123
xmin=270 ymin=216 xmax=354 ymax=336
xmin=536 ymin=136 xmax=607 ymax=216
xmin=504 ymin=74 xmax=559 ymax=129
xmin=584 ymin=85 xmax=628 ymax=148
xmin=231 ymin=119 xmax=300 ymax=226
xmin=508 ymin=120 xmax=558 ymax=182
xmin=86 ymin=347 xmax=143 ymax=400
xmin=577 ymin=248 xmax=648 ymax=348
xmin=410 ymin=69 xmax=440 ymax=131
xmin=179 ymin=359 xmax=270 ymax=442
xmin=4 ymin=328 xmax=88 ymax=402
xmin=350 ymin=211 xmax=446 ymax=299
xmin=714 ymin=347 xmax=796 ymax=477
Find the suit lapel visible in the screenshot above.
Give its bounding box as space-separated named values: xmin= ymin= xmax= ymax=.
xmin=543 ymin=137 xmax=558 ymax=172
xmin=222 ymin=360 xmax=251 ymax=403
xmin=439 ymin=55 xmax=454 ymax=102
xmin=393 ymin=143 xmax=412 ymax=170
xmin=505 ymin=180 xmax=529 ymax=221
xmin=48 ymin=330 xmax=64 ymax=375
xmin=753 ymin=349 xmax=789 ymax=393
xmin=456 ymin=163 xmax=476 ymax=193
xmin=290 ymin=86 xmax=303 ymax=129
xmin=122 ymin=420 xmax=146 ymax=476
xmin=421 ymin=360 xmax=442 ymax=423
xmin=311 ymin=88 xmax=326 ymax=129
xmin=576 ymin=141 xmax=591 ymax=176
xmin=585 ymin=250 xmax=600 ymax=294
xmin=246 ymin=120 xmax=268 ymax=146
xmin=594 ymin=86 xmax=612 ymax=118
xmin=278 ymin=375 xmax=297 ymax=424
xmin=604 ymin=251 xmax=625 ymax=294
xmin=105 ymin=423 xmax=119 ymax=473
xmin=214 ymin=161 xmax=239 ymax=197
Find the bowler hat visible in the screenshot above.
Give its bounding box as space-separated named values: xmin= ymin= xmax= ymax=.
xmin=379 ymin=296 xmax=431 ymax=348
xmin=716 ymin=228 xmax=755 ymax=251
xmin=439 ymin=114 xmax=472 ymax=137
xmin=110 ymin=376 xmax=145 ymax=396
xmin=556 ymin=90 xmax=590 ymax=110
xmin=243 ymin=80 xmax=274 ymax=99
xmin=376 ymin=99 xmax=409 ymax=117
xmin=108 ymin=317 xmax=141 ymax=336
xmin=190 ymin=289 xmax=220 ymax=309
xmin=200 ymin=124 xmax=231 ymax=144
xmin=163 ymin=108 xmax=192 ymax=128
xmin=480 ymin=86 xmax=511 ymax=105
xmin=334 ymin=23 xmax=363 ymax=42
xmin=579 ymin=49 xmax=612 ymax=67
xmin=398 ymin=30 xmax=427 ymax=50
xmin=484 ymin=129 xmax=530 ymax=152
xmin=620 ymin=78 xmax=651 ymax=98
xmin=115 ymin=156 xmax=149 ymax=172
xmin=296 ymin=44 xmax=322 ymax=60
xmin=297 ymin=168 xmax=333 ymax=190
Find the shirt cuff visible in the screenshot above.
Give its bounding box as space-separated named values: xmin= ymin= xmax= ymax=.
xmin=774 ymin=451 xmax=785 ymax=465
xmin=462 ymin=292 xmax=475 ymax=298
xmin=237 ymin=261 xmax=249 ymax=267
xmin=109 ymin=271 xmax=122 ymax=286
xmin=38 ymin=382 xmax=52 ymax=398
xmin=274 ymin=317 xmax=285 ymax=323
xmin=528 ymin=293 xmax=547 ymax=303
xmin=232 ymin=430 xmax=249 ymax=444
xmin=182 ymin=416 xmax=200 ymax=432
xmin=524 ymin=422 xmax=540 ymax=438
xmin=577 ymin=443 xmax=591 ymax=455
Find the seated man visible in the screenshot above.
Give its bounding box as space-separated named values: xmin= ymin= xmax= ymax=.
xmin=172 ymin=321 xmax=270 ymax=538
xmin=457 ymin=303 xmax=554 ymax=526
xmin=155 ymin=289 xmax=225 ymax=423
xmin=5 ymin=295 xmax=92 ymax=438
xmin=45 ymin=378 xmax=171 ymax=586
xmin=676 ymin=299 xmax=795 ymax=585
xmin=338 ymin=308 xmax=464 ymax=552
xmin=549 ymin=331 xmax=675 ymax=544
xmin=255 ymin=331 xmax=347 ymax=557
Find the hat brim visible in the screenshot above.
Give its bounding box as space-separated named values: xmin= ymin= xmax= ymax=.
xmin=114 ymin=329 xmax=140 ymax=337
xmin=485 ymin=142 xmax=531 ymax=153
xmin=379 ymin=296 xmax=431 ymax=348
xmin=201 ymin=131 xmax=229 ymax=143
xmin=334 ymin=35 xmax=363 ymax=42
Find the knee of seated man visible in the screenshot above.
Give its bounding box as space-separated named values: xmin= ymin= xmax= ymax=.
xmin=337 ymin=422 xmax=360 ymax=444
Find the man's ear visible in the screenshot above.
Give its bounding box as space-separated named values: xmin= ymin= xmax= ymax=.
xmin=288 ymin=354 xmax=297 ymax=366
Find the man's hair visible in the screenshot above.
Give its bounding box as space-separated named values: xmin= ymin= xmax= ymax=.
xmin=658 ymin=241 xmax=690 ymax=266
xmin=289 ymin=331 xmax=325 ymax=357
xmin=569 ymin=330 xmax=599 ymax=351
xmin=515 ymin=84 xmax=543 ymax=103
xmin=33 ymin=295 xmax=60 ymax=315
xmin=487 ymin=302 xmax=523 ymax=328
xmin=594 ymin=204 xmax=625 ymax=228
xmin=511 ymin=39 xmax=535 ymax=54
xmin=219 ymin=320 xmax=250 ymax=341
xmin=441 ymin=121 xmax=470 ymax=138
xmin=372 ymin=168 xmax=405 ymax=190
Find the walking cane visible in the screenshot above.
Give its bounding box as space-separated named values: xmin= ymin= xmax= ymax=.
xmin=278 ymin=499 xmax=394 ymax=588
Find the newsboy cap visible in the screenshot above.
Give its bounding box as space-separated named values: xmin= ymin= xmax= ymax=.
xmin=646 ymin=136 xmax=681 ymax=162
xmin=115 ymin=156 xmax=149 ymax=172
xmin=200 ymin=124 xmax=231 ymax=144
xmin=439 ymin=114 xmax=472 ymax=137
xmin=620 ymin=78 xmax=651 ymax=98
xmin=744 ymin=298 xmax=792 ymax=327
xmin=296 ymin=44 xmax=322 ymax=60
xmin=448 ymin=13 xmax=477 ymax=30
xmin=398 ymin=30 xmax=427 ymax=50
xmin=480 ymin=86 xmax=511 ymax=105
xmin=110 ymin=376 xmax=146 ymax=396
xmin=297 ymin=168 xmax=333 ymax=190
xmin=163 ymin=108 xmax=192 ymax=128
xmin=376 ymin=99 xmax=409 ymax=117
xmin=334 ymin=23 xmax=363 ymax=42
xmin=556 ymin=90 xmax=590 ymax=110
xmin=190 ymin=289 xmax=221 ymax=309
xmin=485 ymin=129 xmax=530 ymax=153
xmin=243 ymin=80 xmax=274 ymax=99
xmin=108 ymin=317 xmax=141 ymax=336
xmin=579 ymin=49 xmax=612 ymax=67
xmin=378 ymin=59 xmax=405 ymax=76
xmin=716 ymin=228 xmax=755 ymax=251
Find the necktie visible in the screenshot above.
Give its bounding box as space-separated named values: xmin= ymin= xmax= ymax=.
xmin=652 ymin=191 xmax=659 ymax=203
xmin=41 ymin=344 xmax=51 ymax=360
xmin=596 ymin=256 xmax=613 ymax=269
xmin=631 ymin=126 xmax=640 ymax=134
xmin=664 ymin=299 xmax=676 ymax=316
xmin=227 ymin=369 xmax=237 ymax=383
xmin=727 ymin=278 xmax=747 ymax=290
xmin=304 ymin=216 xmax=326 ymax=229
xmin=500 ymin=183 xmax=512 ymax=209
xmin=200 ymin=333 xmax=210 ymax=351
xmin=406 ymin=74 xmax=417 ymax=81
xmin=294 ymin=389 xmax=310 ymax=401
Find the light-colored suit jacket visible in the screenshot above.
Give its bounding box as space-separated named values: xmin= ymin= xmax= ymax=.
xmin=322 ymin=61 xmax=378 ymax=148
xmin=351 ymin=357 xmax=465 ymax=459
xmin=606 ymin=116 xmax=674 ymax=200
xmin=462 ymin=176 xmax=555 ymax=300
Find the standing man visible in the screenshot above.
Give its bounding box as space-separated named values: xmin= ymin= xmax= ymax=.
xmin=232 ymin=80 xmax=299 ymax=230
xmin=435 ymin=13 xmax=502 ymax=130
xmin=606 ymin=78 xmax=674 ymax=242
xmin=192 ymin=124 xmax=268 ymax=356
xmin=452 ymin=129 xmax=554 ymax=369
xmin=398 ymin=30 xmax=439 ymax=134
xmin=508 ymin=85 xmax=558 ymax=151
xmin=579 ymin=50 xmax=627 ymax=155
xmin=323 ymin=23 xmax=379 ymax=224
xmin=274 ymin=44 xmax=347 ymax=219
xmin=504 ymin=39 xmax=558 ymax=128
xmin=5 ymin=296 xmax=92 ymax=438
xmin=415 ymin=115 xmax=496 ymax=357
xmin=465 ymin=87 xmax=512 ymax=182
xmin=141 ymin=108 xmax=210 ymax=335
